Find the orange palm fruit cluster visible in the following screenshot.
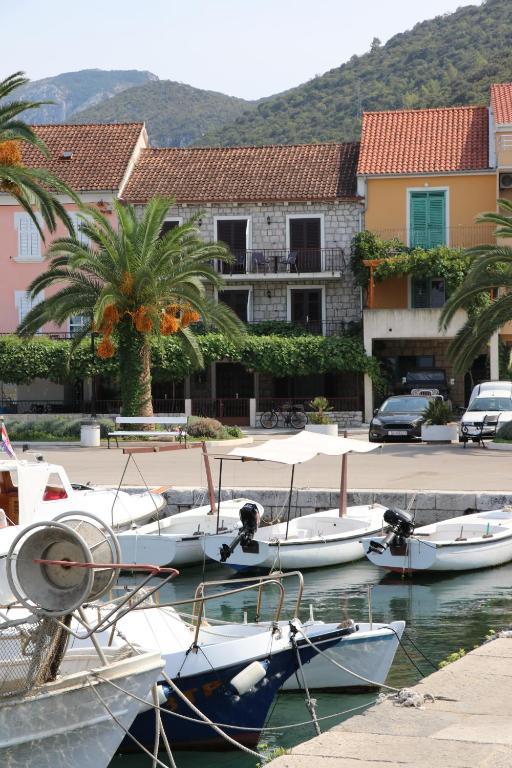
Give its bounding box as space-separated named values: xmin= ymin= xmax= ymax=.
xmin=96 ymin=336 xmax=115 ymax=358
xmin=0 ymin=140 xmax=22 ymax=194
xmin=160 ymin=312 xmax=180 ymax=335
xmin=99 ymin=304 xmax=120 ymax=334
xmin=181 ymin=306 xmax=201 ymax=328
xmin=133 ymin=305 xmax=153 ymax=333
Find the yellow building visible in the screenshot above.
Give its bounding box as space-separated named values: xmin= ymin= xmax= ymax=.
xmin=356 ymin=88 xmax=512 ymax=420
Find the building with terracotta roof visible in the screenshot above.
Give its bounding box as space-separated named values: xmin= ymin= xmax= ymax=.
xmin=122 ymin=142 xmax=365 ymax=419
xmin=357 ymin=96 xmax=505 ymax=421
xmin=0 ymin=122 xmax=147 ymax=407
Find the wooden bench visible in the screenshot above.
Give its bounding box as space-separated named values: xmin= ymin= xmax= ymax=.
xmin=107 ymin=416 xmax=188 ymax=449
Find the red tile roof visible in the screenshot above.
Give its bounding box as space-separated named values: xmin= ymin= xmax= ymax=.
xmin=122 ymin=142 xmax=360 ymax=203
xmin=491 ymin=83 xmax=512 ymax=125
xmin=358 ymin=106 xmax=489 ymax=175
xmin=20 ymin=123 xmax=145 ymax=191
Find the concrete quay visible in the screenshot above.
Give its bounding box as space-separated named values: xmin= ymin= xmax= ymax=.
xmin=162 ymin=486 xmax=512 ymax=526
xmin=267 ymin=637 xmax=512 ymax=768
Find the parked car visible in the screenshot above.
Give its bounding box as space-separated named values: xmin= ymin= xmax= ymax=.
xmin=369 ymin=394 xmax=440 ymax=442
xmin=459 ymin=382 xmax=512 ymax=442
xmin=401 ymin=369 xmax=450 ymax=399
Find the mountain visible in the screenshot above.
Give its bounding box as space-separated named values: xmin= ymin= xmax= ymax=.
xmin=18 ymin=69 xmax=158 ymax=124
xmin=197 ymin=0 xmax=512 ymax=146
xmin=70 ymin=81 xmax=255 ymax=147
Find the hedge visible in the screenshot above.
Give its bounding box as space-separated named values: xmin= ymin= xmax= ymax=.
xmin=1 ymin=333 xmax=384 ymax=387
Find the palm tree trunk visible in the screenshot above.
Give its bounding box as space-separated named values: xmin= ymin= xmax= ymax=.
xmin=117 ymin=320 xmax=154 ymax=417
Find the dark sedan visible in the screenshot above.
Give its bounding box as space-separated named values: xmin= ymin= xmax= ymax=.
xmin=369 ymin=395 xmax=433 ymax=442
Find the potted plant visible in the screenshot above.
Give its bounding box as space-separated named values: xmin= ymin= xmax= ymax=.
xmin=305 ymin=397 xmax=338 ymax=436
xmin=421 ymin=399 xmax=457 ymax=443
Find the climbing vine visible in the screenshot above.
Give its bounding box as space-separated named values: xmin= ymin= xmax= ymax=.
xmin=0 ymin=333 xmax=385 ymax=389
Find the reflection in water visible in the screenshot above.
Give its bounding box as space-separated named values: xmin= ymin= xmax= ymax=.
xmin=110 ymin=560 xmax=512 ymax=767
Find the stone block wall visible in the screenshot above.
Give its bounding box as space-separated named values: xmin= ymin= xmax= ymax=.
xmin=152 ymin=486 xmax=511 ymax=527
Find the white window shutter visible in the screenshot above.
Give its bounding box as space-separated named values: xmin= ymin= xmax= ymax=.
xmin=18 ymin=216 xmax=29 ymax=259
xmin=15 ymin=213 xmax=41 ymax=259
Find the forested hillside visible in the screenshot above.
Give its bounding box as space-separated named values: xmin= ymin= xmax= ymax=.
xmin=198 ymin=0 xmax=512 ymax=146
xmin=70 ymin=81 xmax=254 ymax=147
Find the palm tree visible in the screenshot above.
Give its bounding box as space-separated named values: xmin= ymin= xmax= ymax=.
xmin=17 ymin=197 xmax=245 ymax=416
xmin=0 ymin=71 xmax=75 ymax=235
xmin=440 ymin=198 xmax=512 ymax=374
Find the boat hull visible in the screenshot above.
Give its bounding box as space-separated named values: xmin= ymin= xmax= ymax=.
xmin=0 ymin=652 xmax=163 ymax=768
xmin=363 ymin=509 xmax=512 ymax=572
xmin=126 ymin=629 xmax=342 ymax=751
xmin=282 ymin=620 xmax=405 ymax=691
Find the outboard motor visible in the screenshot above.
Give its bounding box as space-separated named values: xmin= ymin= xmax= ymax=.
xmin=368 ymin=507 xmax=415 ymax=555
xmin=219 ymin=502 xmax=260 ymax=562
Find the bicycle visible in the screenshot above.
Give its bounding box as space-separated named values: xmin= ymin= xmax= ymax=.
xmin=260 ymin=402 xmax=308 ymax=430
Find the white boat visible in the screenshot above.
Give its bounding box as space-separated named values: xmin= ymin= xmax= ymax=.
xmin=362 ymin=508 xmax=512 ymax=572
xmin=0 ymin=458 xmax=164 ymax=531
xmin=201 ymin=431 xmax=385 ymax=571
xmin=116 ymin=498 xmax=262 ymax=567
xmin=0 ymin=647 xmax=164 ymax=768
xmin=203 ymin=504 xmax=387 ymax=571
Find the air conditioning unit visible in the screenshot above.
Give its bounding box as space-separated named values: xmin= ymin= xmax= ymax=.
xmin=499 ymin=173 xmax=512 ymax=189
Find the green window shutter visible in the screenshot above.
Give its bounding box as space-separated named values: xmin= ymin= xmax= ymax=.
xmin=410 ymin=194 xmax=428 ymax=247
xmin=409 ymin=192 xmax=446 ymax=248
xmin=427 ymin=193 xmax=446 ymax=247
xmin=411 ymin=277 xmax=429 ymax=308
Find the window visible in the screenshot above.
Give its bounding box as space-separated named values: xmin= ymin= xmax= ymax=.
xmin=69 ymin=212 xmax=90 ymax=246
xmin=160 ymin=220 xmax=181 ymax=237
xmin=69 ymin=314 xmax=88 ymax=337
xmin=409 ymin=191 xmax=446 ymax=248
xmin=15 ymin=290 xmax=44 ymax=323
xmin=411 ymin=277 xmax=446 ymax=308
xmin=15 ymin=213 xmax=42 ymax=261
xmin=289 ymin=217 xmax=322 ymax=271
xmin=216 ymin=219 xmax=248 ymax=274
xmin=290 ymin=288 xmax=323 ymax=333
xmin=218 ymin=290 xmax=250 ymax=322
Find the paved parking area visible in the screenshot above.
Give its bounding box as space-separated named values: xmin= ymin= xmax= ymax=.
xmin=20 ymin=438 xmax=512 ymax=492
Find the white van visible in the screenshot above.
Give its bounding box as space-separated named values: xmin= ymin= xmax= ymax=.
xmin=460 ymin=381 xmax=512 ymax=441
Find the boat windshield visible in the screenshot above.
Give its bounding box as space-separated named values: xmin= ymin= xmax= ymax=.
xmin=468 ymin=397 xmax=512 ymax=412
xmin=379 ymin=396 xmax=430 ymax=413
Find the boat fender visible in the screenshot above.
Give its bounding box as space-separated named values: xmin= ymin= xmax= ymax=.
xmin=229 ymin=660 xmax=269 ymax=696
xmin=139 ymin=683 xmax=170 ymax=713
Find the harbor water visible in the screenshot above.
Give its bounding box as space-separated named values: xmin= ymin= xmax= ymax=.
xmin=110 ymin=558 xmax=512 ymax=767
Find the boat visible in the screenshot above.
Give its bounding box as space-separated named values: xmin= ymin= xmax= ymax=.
xmin=0 ymin=458 xmax=164 ymax=531
xmin=0 ymin=642 xmax=164 ymax=767
xmin=0 ymin=515 xmax=165 ymax=767
xmin=362 ymin=506 xmax=512 ymax=572
xmin=116 ymin=497 xmax=262 ymax=567
xmin=202 ymin=431 xmax=386 ymax=571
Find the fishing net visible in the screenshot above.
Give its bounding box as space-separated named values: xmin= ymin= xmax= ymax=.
xmin=0 ymin=614 xmax=70 ymax=698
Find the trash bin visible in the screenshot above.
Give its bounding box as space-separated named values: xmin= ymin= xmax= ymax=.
xmin=80 ymin=420 xmax=101 ymax=447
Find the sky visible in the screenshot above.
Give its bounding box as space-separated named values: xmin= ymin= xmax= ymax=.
xmin=3 ymin=0 xmax=482 ymax=100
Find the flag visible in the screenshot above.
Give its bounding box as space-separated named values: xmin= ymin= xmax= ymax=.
xmin=0 ymin=422 xmax=16 ymax=459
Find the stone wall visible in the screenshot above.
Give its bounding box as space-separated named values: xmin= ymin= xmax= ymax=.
xmin=156 ymin=486 xmax=511 ymax=527
xmin=145 ymin=200 xmax=363 ymax=327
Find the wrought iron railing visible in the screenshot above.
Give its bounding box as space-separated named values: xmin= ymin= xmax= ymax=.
xmin=256 ymin=396 xmax=362 ymax=412
xmin=218 ymin=248 xmax=345 ymax=275
xmin=369 ymin=224 xmax=497 ymax=250
xmin=191 ymin=397 xmax=250 ymax=420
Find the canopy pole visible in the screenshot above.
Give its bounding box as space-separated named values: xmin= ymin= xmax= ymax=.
xmin=285 ymin=464 xmax=296 ymax=540
xmin=201 ymin=442 xmax=216 ymax=515
xmin=216 ymin=458 xmax=224 ymax=534
xmin=339 ymin=430 xmax=348 ymax=518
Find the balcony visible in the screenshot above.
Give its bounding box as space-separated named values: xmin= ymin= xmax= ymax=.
xmin=217 ymin=248 xmax=345 ymax=278
xmin=370 ymin=224 xmax=496 ymax=250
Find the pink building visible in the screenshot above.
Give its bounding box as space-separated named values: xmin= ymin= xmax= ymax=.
xmin=0 ymin=122 xmax=147 ymax=405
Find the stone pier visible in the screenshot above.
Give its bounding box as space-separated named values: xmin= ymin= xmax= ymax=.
xmin=266 ymin=637 xmax=512 ymax=768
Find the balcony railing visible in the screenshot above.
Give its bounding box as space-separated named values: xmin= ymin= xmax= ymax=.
xmin=257 ymin=396 xmax=362 ymax=412
xmin=370 ymin=225 xmax=497 ymax=250
xmin=218 ymin=248 xmax=345 ymax=276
